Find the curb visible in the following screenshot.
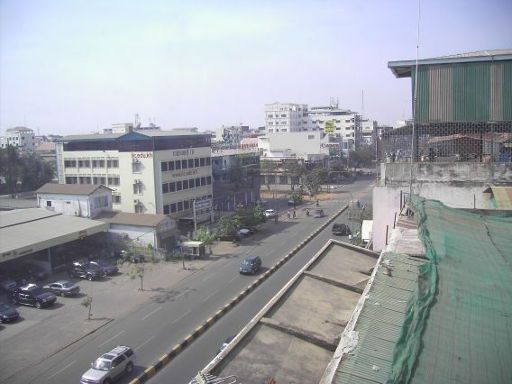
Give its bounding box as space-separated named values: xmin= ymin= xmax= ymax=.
xmin=129 ymin=204 xmax=349 ymax=384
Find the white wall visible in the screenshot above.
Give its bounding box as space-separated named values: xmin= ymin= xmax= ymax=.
xmin=108 ymin=224 xmax=157 ymax=248
xmin=38 ymin=194 xmax=91 ymax=217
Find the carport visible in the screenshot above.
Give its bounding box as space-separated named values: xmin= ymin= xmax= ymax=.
xmin=0 ymin=208 xmax=109 ymax=271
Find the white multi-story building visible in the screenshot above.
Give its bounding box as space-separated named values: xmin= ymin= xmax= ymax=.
xmin=56 ymin=130 xmax=213 ymax=221
xmin=1 ymin=126 xmax=35 ymax=151
xmin=265 ymin=103 xmax=309 ymax=133
xmin=360 ymin=118 xmax=377 ymax=146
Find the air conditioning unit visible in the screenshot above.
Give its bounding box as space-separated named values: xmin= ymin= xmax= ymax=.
xmin=134 ymin=199 xmax=140 ymax=204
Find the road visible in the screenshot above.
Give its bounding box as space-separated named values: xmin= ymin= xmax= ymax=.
xmin=8 ymin=179 xmax=372 ymax=384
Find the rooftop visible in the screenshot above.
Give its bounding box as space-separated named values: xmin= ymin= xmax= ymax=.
xmin=94 ymin=210 xmax=170 ymax=227
xmin=388 ymin=48 xmax=512 ymax=78
xmin=36 ymin=183 xmax=112 ymax=196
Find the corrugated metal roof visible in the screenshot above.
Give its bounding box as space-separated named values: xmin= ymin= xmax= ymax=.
xmin=333 ymin=253 xmax=426 ymax=384
xmin=95 ymin=210 xmax=170 ymax=227
xmin=36 ymin=183 xmax=112 ymax=196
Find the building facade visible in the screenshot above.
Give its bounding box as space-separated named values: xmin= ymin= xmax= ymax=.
xmin=1 ymin=126 xmax=35 ymax=151
xmin=265 ymin=102 xmax=309 ymax=133
xmin=56 ymin=130 xmax=213 ymax=221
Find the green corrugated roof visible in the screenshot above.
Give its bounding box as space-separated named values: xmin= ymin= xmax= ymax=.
xmin=333 ymin=198 xmax=512 ymax=384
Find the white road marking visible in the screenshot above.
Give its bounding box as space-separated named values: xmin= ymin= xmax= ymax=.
xmin=98 ymin=330 xmax=126 ymax=348
xmin=227 ymin=275 xmax=238 ymax=284
xmin=135 ymin=335 xmax=155 ymax=351
xmin=171 ymin=309 xmax=191 ymax=325
xmin=46 ymin=360 xmax=75 ymax=380
xmin=142 ymin=306 xmax=162 ymax=320
xmin=202 ymin=289 xmax=219 ymax=302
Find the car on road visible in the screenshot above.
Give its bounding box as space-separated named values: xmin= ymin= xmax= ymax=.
xmin=332 ymin=223 xmax=351 ymax=236
xmin=0 ymin=302 xmax=20 ymax=323
xmin=68 ymin=261 xmax=105 ymax=281
xmin=217 ymin=335 xmax=235 ymax=354
xmin=11 ymin=283 xmax=57 ymax=309
xmin=264 ymin=209 xmax=277 ymax=219
xmin=240 ymin=256 xmax=262 ymax=275
xmin=43 ymin=280 xmax=80 ymax=296
xmin=312 ymin=209 xmax=325 ymax=218
xmin=80 ymin=345 xmax=135 ymax=384
xmin=89 ymin=260 xmax=119 ymax=276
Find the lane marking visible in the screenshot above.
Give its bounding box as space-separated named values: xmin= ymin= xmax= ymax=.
xmin=226 ymin=275 xmax=238 ymax=284
xmin=98 ymin=330 xmax=126 ymax=348
xmin=135 ymin=335 xmax=155 ymax=351
xmin=46 ymin=360 xmax=75 ymax=380
xmin=202 ymin=289 xmax=219 ymax=302
xmin=142 ymin=306 xmax=162 ymax=320
xmin=171 ymin=309 xmax=191 ymax=325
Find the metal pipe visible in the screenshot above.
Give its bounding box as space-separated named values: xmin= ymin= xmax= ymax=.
xmin=409 ymin=0 xmax=421 ymax=198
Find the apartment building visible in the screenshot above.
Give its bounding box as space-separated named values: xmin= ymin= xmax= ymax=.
xmin=56 ymin=130 xmax=213 ymax=221
xmin=1 ymin=126 xmax=35 ymax=151
xmin=265 ymin=102 xmax=309 ymax=133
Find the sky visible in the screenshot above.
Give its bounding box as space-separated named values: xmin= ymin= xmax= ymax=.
xmin=1 ymin=0 xmax=511 ymax=136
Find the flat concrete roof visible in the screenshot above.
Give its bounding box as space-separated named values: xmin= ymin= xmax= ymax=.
xmin=206 ymin=241 xmax=379 ymax=384
xmin=0 ymin=208 xmax=108 ymax=262
xmin=95 ymin=210 xmax=170 ymax=227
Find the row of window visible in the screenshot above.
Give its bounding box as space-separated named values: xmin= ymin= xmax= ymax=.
xmin=162 ymin=176 xmax=212 ymax=193
xmin=163 ymin=196 xmax=212 ymax=214
xmin=161 ymin=157 xmax=211 ymax=172
xmin=65 ymin=176 xmax=120 ymax=186
xmin=64 ymin=159 xmax=119 ymax=168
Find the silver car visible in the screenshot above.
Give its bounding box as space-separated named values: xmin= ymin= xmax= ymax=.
xmin=80 ymin=345 xmax=135 ymax=384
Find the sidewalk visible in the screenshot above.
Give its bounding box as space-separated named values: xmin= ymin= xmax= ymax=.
xmin=0 ymin=241 xmax=238 ymax=383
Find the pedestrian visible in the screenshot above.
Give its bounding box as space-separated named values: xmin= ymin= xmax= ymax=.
xmin=287 ymin=211 xmax=291 ymax=219
xmin=316 ymin=199 xmax=319 ymax=207
xmin=306 ymin=209 xmax=310 ymax=216
xmin=293 ymin=210 xmax=296 ymax=219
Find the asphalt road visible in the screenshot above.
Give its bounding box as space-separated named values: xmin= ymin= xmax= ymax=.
xmin=8 ymin=179 xmax=372 ymax=384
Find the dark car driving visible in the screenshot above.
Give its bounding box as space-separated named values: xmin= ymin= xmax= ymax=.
xmin=0 ymin=302 xmax=19 ymax=323
xmin=43 ymin=280 xmax=80 ymax=296
xmin=240 ymin=256 xmax=262 ymax=275
xmin=11 ymin=284 xmax=57 ymax=309
xmin=332 ymin=223 xmax=351 ymax=236
xmin=68 ymin=261 xmax=105 ymax=281
xmin=89 ymin=260 xmax=119 ymax=276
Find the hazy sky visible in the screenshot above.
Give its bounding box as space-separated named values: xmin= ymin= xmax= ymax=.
xmin=1 ymin=0 xmax=511 ymax=136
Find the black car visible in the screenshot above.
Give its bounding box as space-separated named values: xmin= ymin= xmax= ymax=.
xmin=89 ymin=260 xmax=119 ymax=275
xmin=0 ymin=302 xmax=19 ymax=323
xmin=43 ymin=280 xmax=80 ymax=296
xmin=332 ymin=223 xmax=351 ymax=236
xmin=240 ymin=256 xmax=262 ymax=275
xmin=11 ymin=284 xmax=57 ymax=309
xmin=68 ymin=261 xmax=105 ymax=281
xmin=0 ymin=278 xmax=19 ymax=295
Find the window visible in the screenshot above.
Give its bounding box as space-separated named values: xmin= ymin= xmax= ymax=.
xmin=93 ymin=177 xmax=106 ymax=185
xmin=163 ymin=205 xmax=170 ymax=214
xmin=162 ymin=183 xmax=169 ymax=193
xmin=113 ymin=194 xmax=121 ymax=204
xmin=308 ymin=135 xmax=315 ymax=139
xmin=98 ymin=160 xmax=105 ymax=167
xmin=46 ymin=201 xmax=52 ymax=207
xmin=200 ymin=158 xmax=205 ymax=167
xmin=175 ymin=161 xmax=182 ymax=170
xmin=65 ymin=176 xmax=78 ymax=184
xmin=206 ymin=157 xmax=211 ymax=166
xmin=92 ymin=160 xmax=98 ymax=168
xmin=177 ymin=201 xmax=183 ymax=211
xmin=108 ymin=177 xmax=119 ymax=186
xmin=195 ymin=178 xmax=201 ymax=187
xmin=132 ymin=160 xmax=142 ymax=173
xmin=207 ymin=176 xmax=212 ymax=184
xmin=64 ymin=159 xmax=75 ymax=167
xmin=161 ymin=162 xmax=168 ymax=172
xmin=184 ymin=200 xmax=189 ymax=210
xmin=176 ymin=181 xmax=182 ymax=191
xmin=133 ymin=182 xmax=143 ymax=194
xmin=182 ymin=159 xmax=188 ymax=169
xmin=201 ymin=177 xmax=206 ymax=186
xmin=194 ymin=158 xmax=200 ymax=167
xmin=78 ymin=160 xmax=90 ymax=168
xmin=169 ymin=182 xmax=176 ymax=192
xmin=279 ymin=175 xmax=288 ymax=185
xmin=135 ymin=203 xmax=144 ymax=214
xmin=189 ymin=178 xmax=195 ymax=188
xmin=168 ymin=161 xmax=175 ymax=170
xmin=170 ymin=203 xmax=177 ymax=213
xmin=188 ymin=159 xmax=194 ymax=168
xmin=182 ymin=179 xmax=189 ymax=189
xmin=107 ymin=159 xmax=119 ymax=168
xmin=79 ymin=177 xmax=91 ymax=184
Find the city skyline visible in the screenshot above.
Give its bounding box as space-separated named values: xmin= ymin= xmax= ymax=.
xmin=1 ymin=0 xmax=511 ymax=136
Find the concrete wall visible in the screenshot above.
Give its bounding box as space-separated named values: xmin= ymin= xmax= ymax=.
xmin=372 ymin=161 xmax=512 ymax=251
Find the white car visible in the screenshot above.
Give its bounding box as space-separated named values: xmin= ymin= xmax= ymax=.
xmin=80 ymin=345 xmax=135 ymax=384
xmin=264 ymin=209 xmax=277 ymax=218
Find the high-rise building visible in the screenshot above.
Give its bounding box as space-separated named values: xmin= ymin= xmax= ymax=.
xmin=56 ymin=130 xmax=213 ymax=222
xmin=265 ymin=102 xmax=309 ymax=133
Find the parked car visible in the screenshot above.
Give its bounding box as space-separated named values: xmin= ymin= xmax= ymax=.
xmin=0 ymin=278 xmax=19 ymax=295
xmin=43 ymin=280 xmax=80 ymax=296
xmin=0 ymin=302 xmax=19 ymax=323
xmin=312 ymin=209 xmax=325 ymax=218
xmin=119 ymin=251 xmax=145 ymax=264
xmin=89 ymin=260 xmax=119 ymax=276
xmin=80 ymin=345 xmax=135 ymax=384
xmin=264 ymin=209 xmax=278 ymax=219
xmin=332 ymin=223 xmax=351 ymax=236
xmin=217 ymin=335 xmax=235 ymax=354
xmin=68 ymin=261 xmax=105 ymax=281
xmin=11 ymin=284 xmax=57 ymax=309
xmin=240 ymin=256 xmax=262 ymax=275
xmin=237 ymin=228 xmax=255 ymax=237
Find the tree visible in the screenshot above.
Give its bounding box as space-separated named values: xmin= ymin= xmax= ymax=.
xmin=235 ymin=205 xmax=266 ymax=228
xmin=216 ymin=214 xmax=241 ymax=239
xmin=128 ymin=264 xmax=146 ymax=291
xmin=81 ymin=295 xmax=93 ymax=320
xmin=283 ymin=161 xmax=305 ymax=191
xmin=303 ymin=167 xmax=327 ymax=197
xmin=349 ymin=149 xmax=374 ymax=171
xmin=260 ymin=160 xmax=278 ymax=191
